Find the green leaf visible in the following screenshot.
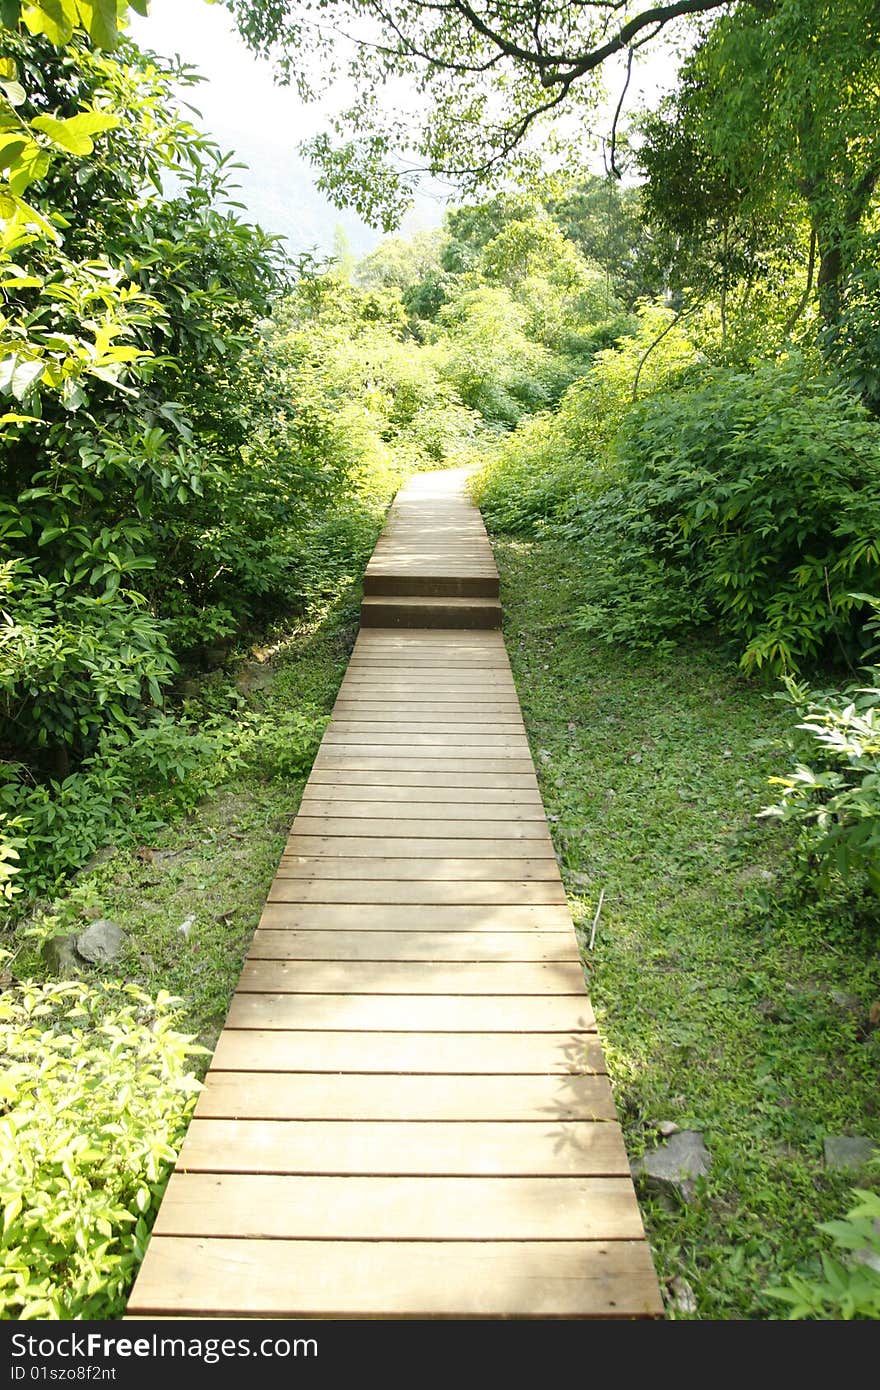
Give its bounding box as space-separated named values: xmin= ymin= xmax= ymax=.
xmin=0 ymin=2 xmax=22 ymax=33
xmin=20 ymin=0 xmax=74 ymax=46
xmin=8 ymin=357 xmax=44 ymax=400
xmin=0 ymin=78 xmax=26 ymax=107
xmin=76 ymin=0 xmax=120 ymax=50
xmin=31 ymin=112 xmax=119 ymax=157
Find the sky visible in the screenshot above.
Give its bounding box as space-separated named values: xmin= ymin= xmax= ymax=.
xmin=130 ymin=0 xmax=680 ymax=262
xmin=130 ymin=0 xmax=448 ymax=259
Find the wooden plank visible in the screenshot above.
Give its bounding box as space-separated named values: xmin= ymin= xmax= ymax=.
xmin=267 ymin=879 xmax=567 ymax=903
xmin=338 ymin=678 xmax=518 ymax=691
xmin=320 ymin=733 xmax=531 ymax=748
xmin=347 ymin=655 xmax=510 ymax=666
xmin=347 ymin=656 xmax=508 ymax=665
xmin=328 ymin=720 xmax=526 ymax=732
xmin=298 ymin=786 xmax=544 ymax=806
xmin=126 ymin=1237 xmax=663 ymax=1319
xmin=224 ymin=992 xmax=594 ymax=1031
xmin=178 ymin=1119 xmax=630 ymax=1176
xmin=256 ymin=902 xmax=575 ymax=930
xmin=236 ymin=959 xmax=587 ymax=995
xmin=312 ymin=757 xmax=536 ymax=773
xmin=332 ymin=707 xmax=524 ymax=720
xmin=273 ymin=859 xmax=562 ymax=881
xmin=247 ymin=929 xmax=579 ymax=961
xmin=152 ymin=1173 xmax=644 ymax=1241
xmin=296 ymin=798 xmax=546 ymax=818
xmin=355 ymin=630 xmax=505 ymax=642
xmin=337 ymin=681 xmax=518 ymax=692
xmin=306 ymin=769 xmax=540 ymax=787
xmin=290 ymin=817 xmax=550 ymax=839
xmin=211 ymin=1029 xmax=602 ymax=1073
xmin=196 ymin=1071 xmax=611 ymax=1120
xmin=281 ymin=836 xmax=555 ymax=859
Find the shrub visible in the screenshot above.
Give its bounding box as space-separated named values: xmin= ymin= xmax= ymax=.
xmin=472 ymin=303 xmax=700 ymax=535
xmin=0 ymin=562 xmax=177 ymax=771
xmin=768 ymin=1187 xmax=880 ymax=1319
xmin=0 ymin=718 xmax=222 ymax=898
xmin=0 ymin=701 xmax=328 ymax=901
xmin=470 ymin=415 xmax=586 ymax=535
xmin=567 ymin=359 xmax=880 ymax=672
xmin=760 ymin=612 xmax=880 ymax=894
xmin=0 ymin=973 xmax=205 ymax=1319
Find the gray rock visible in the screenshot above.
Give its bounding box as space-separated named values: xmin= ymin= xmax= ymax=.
xmin=668 ymin=1276 xmax=697 ymax=1315
xmin=41 ymin=933 xmax=81 ymax=975
xmin=823 ymin=1136 xmax=878 ymax=1171
xmin=830 ymin=990 xmax=862 ymax=1013
xmin=235 ymin=661 xmax=273 ymax=695
xmin=75 ymin=919 xmax=127 ymax=965
xmin=657 ymin=1120 xmax=681 ymax=1138
xmin=632 ymin=1130 xmax=712 ymax=1203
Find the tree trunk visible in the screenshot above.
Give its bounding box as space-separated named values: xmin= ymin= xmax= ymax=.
xmin=816 ymin=239 xmax=843 ymax=328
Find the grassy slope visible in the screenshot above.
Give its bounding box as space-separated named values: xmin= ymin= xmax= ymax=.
xmin=495 ymin=536 xmax=880 ymax=1319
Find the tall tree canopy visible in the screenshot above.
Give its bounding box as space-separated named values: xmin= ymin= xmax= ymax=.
xmin=638 ymin=0 xmax=880 ymax=332
xmin=227 ymin=0 xmax=728 ymax=225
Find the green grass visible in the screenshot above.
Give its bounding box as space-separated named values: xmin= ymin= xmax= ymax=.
xmin=496 ymin=535 xmax=880 ymax=1320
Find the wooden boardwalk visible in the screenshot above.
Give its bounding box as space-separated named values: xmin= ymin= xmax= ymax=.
xmin=127 ymin=468 xmax=662 ymax=1320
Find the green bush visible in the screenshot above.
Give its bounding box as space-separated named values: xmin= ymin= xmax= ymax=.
xmin=760 ymin=616 xmax=880 ymax=893
xmin=768 ymin=1187 xmax=880 ymax=1319
xmin=0 ymin=561 xmax=177 ymax=770
xmin=566 ymin=359 xmax=880 ymax=672
xmin=0 ymin=718 xmax=221 ymax=898
xmin=0 ymin=973 xmax=205 ymax=1319
xmin=472 ymin=303 xmax=700 ymax=534
xmin=0 ymin=701 xmax=327 ymax=900
xmin=0 ymin=813 xmax=23 ymax=902
xmin=470 ymin=415 xmax=586 ymax=534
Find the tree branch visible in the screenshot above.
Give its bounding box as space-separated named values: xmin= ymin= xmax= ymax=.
xmin=783 ymin=227 xmax=817 ymax=337
xmin=632 ymin=303 xmax=697 ymax=402
xmin=608 ymin=45 xmax=633 ymax=178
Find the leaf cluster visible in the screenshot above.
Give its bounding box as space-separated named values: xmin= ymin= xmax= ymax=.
xmin=0 ymin=970 xmax=205 ymax=1320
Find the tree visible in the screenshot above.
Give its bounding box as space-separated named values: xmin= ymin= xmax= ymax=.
xmin=227 ymin=0 xmax=729 ymax=226
xmin=637 ymin=1 xmax=880 ymax=336
xmin=0 ymin=29 xmax=288 ymax=776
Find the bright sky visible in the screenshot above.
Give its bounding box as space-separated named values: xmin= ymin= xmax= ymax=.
xmin=130 ymin=0 xmax=680 ymax=260
xmin=130 ymin=0 xmax=460 ymax=258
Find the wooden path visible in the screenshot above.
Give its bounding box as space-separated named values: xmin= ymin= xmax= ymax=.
xmin=127 ymin=468 xmax=662 ymax=1320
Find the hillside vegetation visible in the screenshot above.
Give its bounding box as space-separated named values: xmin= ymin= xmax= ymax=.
xmin=1 ymin=0 xmax=878 ymax=1320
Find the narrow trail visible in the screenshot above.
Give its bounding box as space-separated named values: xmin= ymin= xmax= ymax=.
xmin=126 ymin=467 xmax=662 ymax=1319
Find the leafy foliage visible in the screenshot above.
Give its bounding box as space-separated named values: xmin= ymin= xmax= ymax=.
xmin=768 ymin=1187 xmax=880 ymax=1319
xmin=0 ymin=971 xmax=205 ymax=1320
xmin=761 ymin=619 xmax=880 ymax=894
xmin=228 ymin=1 xmax=733 ymax=225
xmin=0 ymin=30 xmax=406 ymax=901
xmin=1 ymin=559 xmax=177 ymax=769
xmin=472 ymin=302 xmax=699 ymax=533
xmin=559 ymin=360 xmax=880 ymax=673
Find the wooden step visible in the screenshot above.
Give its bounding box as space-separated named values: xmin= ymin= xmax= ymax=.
xmin=360 ymin=595 xmax=503 ymax=629
xmin=364 ymin=572 xmax=500 ymax=599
